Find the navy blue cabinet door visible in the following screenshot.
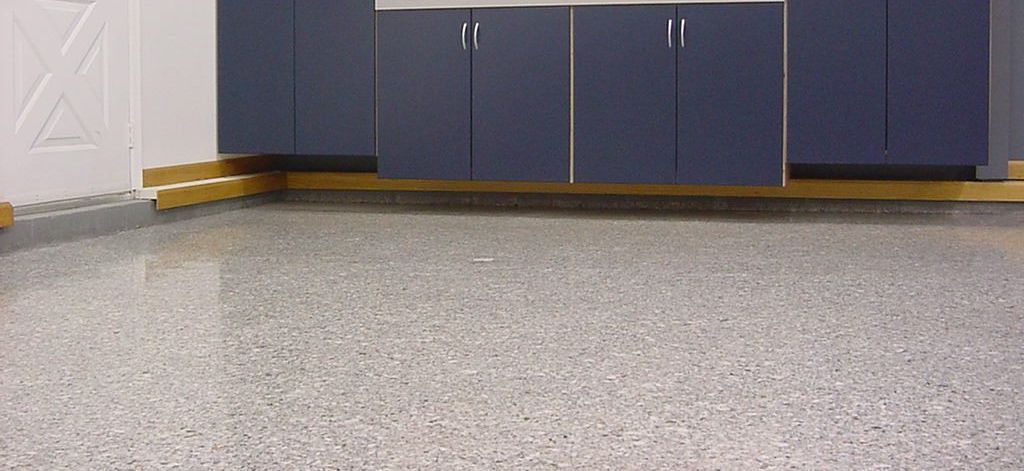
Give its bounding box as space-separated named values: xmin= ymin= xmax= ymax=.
xmin=218 ymin=0 xmax=295 ymax=154
xmin=888 ymin=0 xmax=989 ymax=166
xmin=788 ymin=0 xmax=886 ymax=165
xmin=295 ymin=0 xmax=375 ymax=156
xmin=676 ymin=4 xmax=784 ymax=186
xmin=574 ymin=6 xmax=676 ymax=184
xmin=472 ymin=8 xmax=570 ymax=182
xmin=377 ymin=10 xmax=472 ymax=180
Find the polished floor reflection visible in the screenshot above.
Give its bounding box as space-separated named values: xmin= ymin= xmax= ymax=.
xmin=1 ymin=203 xmax=1022 ymax=469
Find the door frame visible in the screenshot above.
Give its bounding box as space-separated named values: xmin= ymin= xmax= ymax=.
xmin=977 ymin=0 xmax=1013 ymax=180
xmin=128 ymin=0 xmax=143 ymax=193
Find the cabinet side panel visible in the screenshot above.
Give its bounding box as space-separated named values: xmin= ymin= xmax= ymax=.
xmin=1013 ymin=0 xmax=1024 ymax=160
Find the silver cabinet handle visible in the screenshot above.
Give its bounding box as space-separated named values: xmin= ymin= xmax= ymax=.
xmin=679 ymin=19 xmax=686 ymax=48
xmin=461 ymin=22 xmax=469 ymax=50
xmin=667 ymin=19 xmax=673 ymax=48
xmin=473 ymin=22 xmax=480 ymax=50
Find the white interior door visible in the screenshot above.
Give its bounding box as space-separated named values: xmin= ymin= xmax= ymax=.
xmin=0 ymin=0 xmax=130 ymax=207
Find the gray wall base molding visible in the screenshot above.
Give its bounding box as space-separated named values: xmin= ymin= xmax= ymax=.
xmin=0 ymin=193 xmax=282 ymax=254
xmin=285 ymin=190 xmax=1024 ymax=217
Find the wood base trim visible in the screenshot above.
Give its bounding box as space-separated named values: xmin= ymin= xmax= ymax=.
xmin=143 ymin=155 xmax=275 ymax=188
xmin=0 ymin=202 xmax=13 ymax=228
xmin=287 ymin=172 xmax=1024 ymax=203
xmin=142 ymin=158 xmax=1024 ymax=208
xmin=155 ymin=172 xmax=286 ymax=210
xmin=1010 ymin=161 xmax=1024 ymax=181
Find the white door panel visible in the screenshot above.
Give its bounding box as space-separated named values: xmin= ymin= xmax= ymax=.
xmin=0 ymin=0 xmax=130 ymax=206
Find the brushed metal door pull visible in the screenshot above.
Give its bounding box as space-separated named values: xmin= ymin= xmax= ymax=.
xmin=668 ymin=19 xmax=674 ymax=48
xmin=679 ymin=18 xmax=687 ymax=48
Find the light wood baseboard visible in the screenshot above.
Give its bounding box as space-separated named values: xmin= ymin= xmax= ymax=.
xmin=139 ymin=161 xmax=1024 ymax=212
xmin=154 ymin=172 xmax=286 ymax=210
xmin=1010 ymin=161 xmax=1024 ymax=181
xmin=143 ymin=157 xmax=1024 ymax=209
xmin=143 ymin=155 xmax=275 ymax=188
xmin=287 ymin=172 xmax=1024 ymax=203
xmin=0 ymin=202 xmax=12 ymax=228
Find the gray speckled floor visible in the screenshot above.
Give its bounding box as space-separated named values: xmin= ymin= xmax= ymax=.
xmin=1 ymin=203 xmax=1022 ymax=469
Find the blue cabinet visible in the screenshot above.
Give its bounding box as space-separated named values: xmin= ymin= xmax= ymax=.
xmin=471 ymin=8 xmax=570 ymax=182
xmin=296 ymin=0 xmax=376 ymax=156
xmin=887 ymin=0 xmax=990 ymax=166
xmin=788 ymin=0 xmax=887 ymax=165
xmin=676 ymin=4 xmax=784 ymax=186
xmin=574 ymin=4 xmax=782 ymax=186
xmin=574 ymin=6 xmax=677 ymax=184
xmin=218 ymin=0 xmax=295 ymax=155
xmin=376 ymin=10 xmax=471 ymax=180
xmin=377 ymin=10 xmax=472 ymax=180
xmin=219 ymin=0 xmax=375 ymax=156
xmin=378 ymin=7 xmax=569 ymax=182
xmin=789 ymin=0 xmax=990 ymax=167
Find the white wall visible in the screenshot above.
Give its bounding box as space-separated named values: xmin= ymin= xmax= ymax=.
xmin=137 ymin=0 xmax=220 ymax=169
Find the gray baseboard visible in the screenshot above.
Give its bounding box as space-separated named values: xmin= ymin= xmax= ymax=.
xmin=284 ymin=190 xmax=1024 ymax=216
xmin=0 ymin=192 xmax=283 ymax=254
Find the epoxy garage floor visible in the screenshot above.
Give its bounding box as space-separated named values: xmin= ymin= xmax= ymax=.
xmin=1 ymin=203 xmax=1022 ymax=469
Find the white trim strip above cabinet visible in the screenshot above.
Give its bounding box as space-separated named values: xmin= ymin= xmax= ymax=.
xmin=376 ymin=0 xmax=782 ymax=11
